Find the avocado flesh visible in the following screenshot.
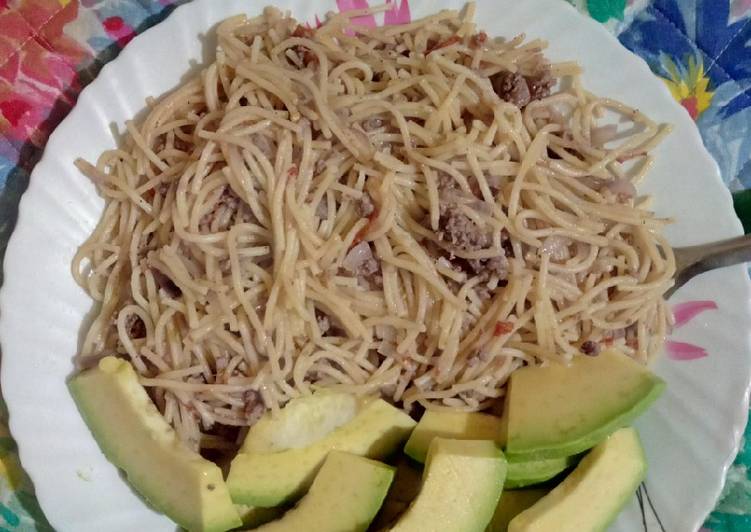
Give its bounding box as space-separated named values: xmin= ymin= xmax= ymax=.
xmin=403 ymin=409 xmax=570 ymax=489
xmin=508 ymin=427 xmax=647 ymax=532
xmin=404 ymin=410 xmax=504 ymax=463
xmin=69 ymin=357 xmax=241 ymax=532
xmin=370 ymin=457 xmax=423 ymax=529
xmin=505 ymin=349 xmax=664 ymax=460
xmin=236 ymin=505 xmax=284 ymax=529
xmin=506 ymin=455 xmax=576 ymax=489
xmin=486 ymin=490 xmax=548 ymax=532
xmin=228 ymin=398 xmax=415 ymax=507
xmin=241 ymin=391 xmax=359 ymax=453
xmin=254 ymin=451 xmax=394 ymax=532
xmin=389 ymin=439 xmax=506 ymax=532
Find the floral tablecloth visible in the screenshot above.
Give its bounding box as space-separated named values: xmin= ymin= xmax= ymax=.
xmin=0 ymin=0 xmax=750 ymax=530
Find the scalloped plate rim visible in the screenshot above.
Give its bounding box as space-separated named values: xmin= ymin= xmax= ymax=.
xmin=0 ymin=0 xmax=749 ymax=531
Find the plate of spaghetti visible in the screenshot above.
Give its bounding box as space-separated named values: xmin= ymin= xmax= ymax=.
xmin=1 ymin=1 xmax=749 ymax=531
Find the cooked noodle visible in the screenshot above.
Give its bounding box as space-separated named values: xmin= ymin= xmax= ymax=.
xmin=73 ymin=4 xmax=675 ymax=450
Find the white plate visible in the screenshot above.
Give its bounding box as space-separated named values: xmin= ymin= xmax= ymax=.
xmin=1 ymin=0 xmax=749 ymax=530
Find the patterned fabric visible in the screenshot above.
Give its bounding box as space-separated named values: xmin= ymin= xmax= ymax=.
xmin=0 ymin=0 xmax=749 ymax=530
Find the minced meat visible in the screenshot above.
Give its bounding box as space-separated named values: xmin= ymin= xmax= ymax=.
xmin=243 ymin=390 xmax=266 ymax=424
xmin=356 ymin=192 xmax=375 ymax=218
xmin=468 ymin=254 xmax=509 ymax=280
xmin=438 ymin=205 xmax=491 ymax=251
xmin=151 ymin=268 xmax=182 ymax=298
xmin=124 ymin=314 xmax=146 ymax=339
xmin=491 ymin=68 xmax=555 ymax=107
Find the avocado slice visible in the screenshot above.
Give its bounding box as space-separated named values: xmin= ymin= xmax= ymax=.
xmin=505 ymin=349 xmax=664 ymax=460
xmin=69 ymin=357 xmax=241 ymax=532
xmin=505 ymin=455 xmax=576 ymax=489
xmin=404 ymin=410 xmax=504 ymax=463
xmin=254 ymin=451 xmax=394 ymax=532
xmin=389 ymin=438 xmax=506 ymax=532
xmin=370 ymin=457 xmax=423 ymax=529
xmin=486 ymin=490 xmax=548 ymax=532
xmin=241 ymin=390 xmax=359 ymax=453
xmin=508 ymin=427 xmax=646 ymax=532
xmin=236 ymin=505 xmax=284 ymax=529
xmin=228 ymin=397 xmax=415 ymax=507
xmin=403 ymin=409 xmax=570 ymax=489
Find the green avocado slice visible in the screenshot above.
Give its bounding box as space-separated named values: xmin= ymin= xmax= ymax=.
xmin=404 ymin=410 xmax=504 ymax=463
xmin=389 ymin=439 xmax=506 ymax=532
xmin=228 ymin=396 xmax=415 ymax=507
xmin=505 ymin=349 xmax=664 ymax=460
xmin=486 ymin=489 xmax=548 ymax=532
xmin=369 ymin=457 xmax=423 ymax=530
xmin=253 ymin=451 xmax=394 ymax=532
xmin=240 ymin=390 xmax=360 ymax=453
xmin=508 ymin=427 xmax=647 ymax=532
xmin=402 ymin=408 xmax=571 ymax=489
xmin=69 ymin=357 xmax=241 ymax=532
xmin=236 ymin=505 xmax=284 ymax=529
xmin=505 ymin=454 xmax=576 ymax=489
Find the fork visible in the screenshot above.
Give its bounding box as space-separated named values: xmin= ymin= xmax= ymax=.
xmin=667 ymin=234 xmax=751 ymax=298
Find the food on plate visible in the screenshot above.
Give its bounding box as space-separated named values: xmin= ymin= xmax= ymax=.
xmin=236 ymin=505 xmax=284 ymax=530
xmin=369 ymin=457 xmax=423 ymax=529
xmin=404 ymin=409 xmax=504 ymax=462
xmin=402 ymin=408 xmax=572 ymax=488
xmin=68 ymin=357 xmax=241 ymax=532
xmin=67 ymin=1 xmax=674 ymax=530
xmin=508 ymin=427 xmax=647 ymax=532
xmin=239 ymin=390 xmax=360 ymax=452
xmin=389 ymin=438 xmax=506 ymax=532
xmin=251 ymin=451 xmax=394 ymax=532
xmin=503 ymin=349 xmax=664 ymax=460
xmin=227 ymin=394 xmax=414 ymax=506
xmin=400 ymin=392 xmax=580 ymax=488
xmin=73 ymin=0 xmax=674 ymax=456
xmin=487 ymin=489 xmax=548 ymax=532
xmin=505 ymin=454 xmax=575 ymax=489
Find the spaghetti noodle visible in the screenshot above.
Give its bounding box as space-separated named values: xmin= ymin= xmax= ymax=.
xmin=73 ymin=4 xmax=675 ymax=450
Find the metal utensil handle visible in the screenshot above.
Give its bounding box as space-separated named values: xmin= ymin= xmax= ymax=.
xmin=680 ymin=234 xmax=751 ymax=274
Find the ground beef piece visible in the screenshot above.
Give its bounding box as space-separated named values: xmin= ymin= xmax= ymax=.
xmin=124 ymin=314 xmax=146 ymax=339
xmin=357 ymin=253 xmax=379 ymax=277
xmin=526 ymin=68 xmax=555 ymax=101
xmin=356 ymin=192 xmax=375 ymax=217
xmin=200 ymin=188 xmax=238 ymax=229
xmin=243 ymin=390 xmax=266 ymax=424
xmin=343 ymin=241 xmax=379 ymax=277
xmin=200 ymin=187 xmax=254 ymax=232
xmin=468 ymin=254 xmax=509 ymax=281
xmin=437 ymin=171 xmax=458 ymax=191
xmin=173 ymin=136 xmax=191 ymax=152
xmin=152 ymin=268 xmax=182 ymax=298
xmin=491 ymin=71 xmax=532 ymax=107
xmin=580 ymin=340 xmax=601 ymax=356
xmin=491 ymin=68 xmax=556 ymax=107
xmin=290 ymin=25 xmax=318 ymax=67
xmin=363 ymin=272 xmax=384 ymax=290
xmin=342 ymin=241 xmax=382 ymax=289
xmin=438 ymin=205 xmax=491 ymax=251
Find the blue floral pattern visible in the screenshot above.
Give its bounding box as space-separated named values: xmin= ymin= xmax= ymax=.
xmin=618 ymin=0 xmax=751 ymax=191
